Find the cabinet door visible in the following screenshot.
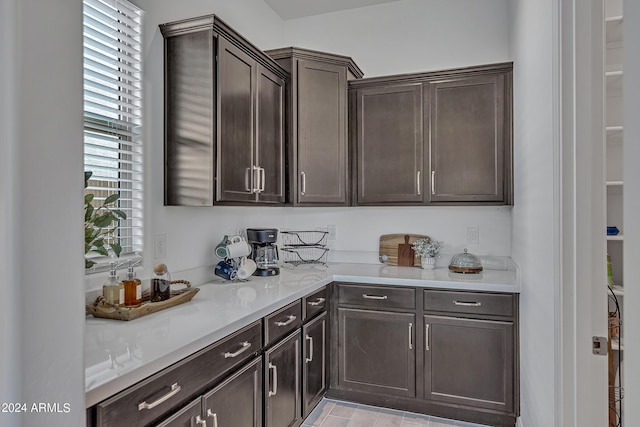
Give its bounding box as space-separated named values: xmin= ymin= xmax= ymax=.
xmin=302 ymin=312 xmax=327 ymax=418
xmin=428 ymin=75 xmax=507 ymax=203
xmin=337 ymin=308 xmax=416 ymax=397
xmin=355 ymin=84 xmax=423 ymax=205
xmin=216 ymin=36 xmax=257 ymax=203
xmin=265 ymin=330 xmax=302 ymax=427
xmin=297 ymin=59 xmax=348 ymax=205
xmin=424 ymin=315 xmax=514 ymax=413
xmin=156 ymin=398 xmax=203 ymax=427
xmin=256 ymin=64 xmax=285 ymax=204
xmin=203 ymin=357 xmax=263 ymax=427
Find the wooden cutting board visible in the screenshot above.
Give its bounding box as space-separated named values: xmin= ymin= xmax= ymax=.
xmin=379 ymin=234 xmax=430 ymax=266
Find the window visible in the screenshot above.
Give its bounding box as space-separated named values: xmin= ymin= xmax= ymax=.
xmin=83 ymin=0 xmax=143 ymax=270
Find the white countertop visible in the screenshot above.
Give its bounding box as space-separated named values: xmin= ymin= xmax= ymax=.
xmin=84 ymin=262 xmax=519 ymax=407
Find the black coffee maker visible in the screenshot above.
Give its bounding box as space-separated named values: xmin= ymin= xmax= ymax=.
xmin=246 ymin=228 xmax=279 ymax=276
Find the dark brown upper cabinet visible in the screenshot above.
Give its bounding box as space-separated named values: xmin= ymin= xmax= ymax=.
xmin=428 ymin=74 xmax=510 ymax=204
xmin=349 ymin=62 xmax=513 ymax=206
xmin=265 ymin=48 xmax=363 ymax=206
xmin=353 ymin=83 xmax=424 ymax=205
xmin=160 ymin=16 xmax=287 ymax=206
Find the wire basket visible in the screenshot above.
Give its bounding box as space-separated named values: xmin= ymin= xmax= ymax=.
xmin=280 ymin=230 xmax=328 ymax=247
xmin=281 ymin=246 xmax=329 ymax=266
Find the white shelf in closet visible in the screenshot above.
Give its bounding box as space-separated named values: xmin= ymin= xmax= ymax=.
xmin=607 ymin=234 xmax=624 ymax=241
xmin=606 ymin=70 xmax=624 ymax=93
xmin=606 ymin=125 xmax=624 ymax=139
xmin=611 ymin=337 xmax=623 ymax=351
xmin=611 ymin=285 xmax=624 ymax=296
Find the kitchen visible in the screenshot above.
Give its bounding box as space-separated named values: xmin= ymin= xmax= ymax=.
xmin=1 ymin=0 xmax=639 ymax=427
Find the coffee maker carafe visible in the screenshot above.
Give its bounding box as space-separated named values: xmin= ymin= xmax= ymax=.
xmin=246 ymin=228 xmax=279 ymax=276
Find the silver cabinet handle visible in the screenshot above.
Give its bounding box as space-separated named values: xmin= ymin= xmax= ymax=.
xmin=224 ymin=341 xmax=251 ymax=358
xmin=259 ymin=167 xmax=265 ymax=192
xmin=307 ymin=297 xmax=325 ymax=307
xmin=195 ymin=415 xmax=207 ymax=426
xmin=207 ymin=409 xmax=218 ymax=427
xmin=300 ymin=171 xmax=306 ymax=196
xmin=268 ymin=362 xmax=278 ymax=396
xmin=137 ymin=383 xmax=181 ymax=411
xmin=362 ymin=294 xmax=387 ymax=300
xmin=245 ymin=167 xmax=252 ymax=192
xmin=305 ymin=334 xmax=314 ymax=363
xmin=453 ymin=301 xmax=482 ymax=307
xmin=409 ymin=323 xmax=413 ymax=350
xmin=431 ymin=171 xmax=436 ymax=195
xmin=417 ymin=171 xmax=421 ymax=195
xmin=251 ymin=165 xmax=261 ymax=193
xmin=425 ymin=324 xmax=430 ymax=351
xmin=275 ymin=315 xmax=296 ymax=327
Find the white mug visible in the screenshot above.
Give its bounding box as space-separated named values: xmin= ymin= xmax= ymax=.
xmin=237 ymin=257 xmax=257 ymax=279
xmin=226 ymin=236 xmax=251 ymax=259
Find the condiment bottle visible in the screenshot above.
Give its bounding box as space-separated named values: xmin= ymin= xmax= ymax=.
xmin=151 ymin=263 xmax=171 ymax=302
xmin=103 ymin=262 xmax=124 ymax=305
xmin=123 ymin=260 xmax=142 ymax=307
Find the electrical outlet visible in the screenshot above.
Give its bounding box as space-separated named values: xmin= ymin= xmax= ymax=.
xmin=467 ymin=227 xmax=479 ymax=245
xmin=154 ymin=234 xmax=167 ymax=259
xmin=327 ymin=225 xmax=337 ymax=240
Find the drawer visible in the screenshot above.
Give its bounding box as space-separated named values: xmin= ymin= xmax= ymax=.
xmin=264 ymin=300 xmax=302 ymax=346
xmin=303 ymin=286 xmax=327 ymax=320
xmin=96 ymin=320 xmax=261 ymax=427
xmin=423 ymin=290 xmax=515 ymax=317
xmin=337 ymin=283 xmax=415 ymax=310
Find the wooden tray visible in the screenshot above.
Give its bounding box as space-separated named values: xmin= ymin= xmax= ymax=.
xmin=87 ymin=285 xmax=199 ymax=321
xmin=379 ymin=234 xmax=430 ymax=266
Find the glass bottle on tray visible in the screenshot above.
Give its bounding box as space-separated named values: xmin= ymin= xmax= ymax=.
xmin=123 ymin=260 xmax=142 ymax=307
xmin=151 ymin=263 xmax=171 ymax=302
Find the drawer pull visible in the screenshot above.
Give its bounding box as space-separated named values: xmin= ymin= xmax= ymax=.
xmin=305 ymin=334 xmax=314 ymax=363
xmin=224 ymin=341 xmax=251 ymax=358
xmin=207 ymin=409 xmax=218 ymax=427
xmin=307 ymin=297 xmax=325 ymax=307
xmin=275 ymin=315 xmax=296 ymax=327
xmin=196 ymin=415 xmax=207 ymax=426
xmin=453 ymin=300 xmax=482 ymax=307
xmin=409 ymin=323 xmax=413 ymax=350
xmin=268 ymin=362 xmax=278 ymax=397
xmin=362 ymin=294 xmax=387 ymax=300
xmin=425 ymin=324 xmax=430 ymax=351
xmin=137 ymin=383 xmax=181 ymax=411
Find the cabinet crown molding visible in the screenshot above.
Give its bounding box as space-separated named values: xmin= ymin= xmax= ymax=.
xmin=265 ymin=46 xmax=364 ymax=79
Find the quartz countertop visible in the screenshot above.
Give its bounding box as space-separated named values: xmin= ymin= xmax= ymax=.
xmin=84 ymin=262 xmax=519 ymax=407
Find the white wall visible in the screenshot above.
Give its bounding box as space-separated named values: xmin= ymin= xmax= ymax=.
xmin=0 ymin=0 xmax=20 ymax=425
xmin=624 ymin=0 xmax=640 ymax=423
xmin=134 ymin=0 xmax=513 ymax=282
xmin=282 ymin=0 xmax=511 ymax=77
xmin=509 ymin=1 xmax=558 ymax=426
xmin=10 ymin=0 xmax=86 ymax=425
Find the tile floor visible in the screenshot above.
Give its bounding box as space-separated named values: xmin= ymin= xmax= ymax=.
xmin=301 ymin=399 xmax=490 ymax=427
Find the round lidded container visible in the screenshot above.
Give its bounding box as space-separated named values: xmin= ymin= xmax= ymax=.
xmin=448 ymin=249 xmax=483 ymax=273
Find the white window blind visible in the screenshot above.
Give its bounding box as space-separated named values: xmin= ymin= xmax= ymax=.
xmin=83 ymin=0 xmax=143 ymax=270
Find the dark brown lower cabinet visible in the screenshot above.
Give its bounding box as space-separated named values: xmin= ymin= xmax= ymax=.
xmin=424 ymin=315 xmax=514 ymax=413
xmin=265 ymin=330 xmax=302 ymax=427
xmin=337 ymin=307 xmax=416 ymax=398
xmin=302 ymin=312 xmax=327 ymax=418
xmin=157 ymin=356 xmax=262 ymax=427
xmin=203 ymin=357 xmax=263 ymax=427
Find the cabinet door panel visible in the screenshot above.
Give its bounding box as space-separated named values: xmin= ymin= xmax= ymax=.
xmin=356 ymin=84 xmax=423 ymax=204
xmin=297 ymin=60 xmax=348 ymax=204
xmin=429 ymin=75 xmax=505 ymax=202
xmin=424 ymin=315 xmax=514 ymax=412
xmin=256 ymin=65 xmax=285 ymax=203
xmin=302 ymin=312 xmax=327 ymax=417
xmin=203 ymin=357 xmax=262 ymax=427
xmin=217 ymin=36 xmax=256 ymax=202
xmin=338 ymin=308 xmax=416 ymax=397
xmin=265 ymin=331 xmax=301 ymax=427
